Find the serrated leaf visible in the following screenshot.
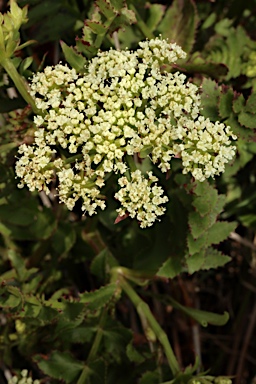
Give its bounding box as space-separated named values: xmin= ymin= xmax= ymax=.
xmin=187 ymin=221 xmax=236 ymax=256
xmin=200 ymin=78 xmax=220 ymax=121
xmin=187 ymin=247 xmax=230 ymax=274
xmin=189 ymin=194 xmax=226 ymax=239
xmin=203 ymin=247 xmax=231 ymax=270
xmin=109 ymin=0 xmax=123 ymax=12
xmin=244 ymin=92 xmax=256 ymax=114
xmin=207 ymin=221 xmax=236 ymax=245
xmin=96 ymin=0 xmax=116 ymax=19
xmin=233 ymin=93 xmax=245 ymax=114
xmin=60 ymin=41 xmax=87 ymax=72
xmin=34 ymin=351 xmax=83 ymax=383
xmin=219 ymin=88 xmax=234 ymax=119
xmin=156 ymin=256 xmax=183 ymax=279
xmin=169 ymin=297 xmax=229 ymax=326
xmin=186 ymin=249 xmax=205 ymax=274
xmin=86 ymin=20 xmax=107 ymax=35
xmin=238 ymin=111 xmax=256 ymax=128
xmin=158 ymin=0 xmax=198 ymax=54
xmin=187 ymin=232 xmax=207 ymax=255
xmin=192 ymin=181 xmax=218 ymax=217
xmin=79 ymin=283 xmax=116 ymax=310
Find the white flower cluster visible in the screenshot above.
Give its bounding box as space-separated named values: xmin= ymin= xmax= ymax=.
xmin=15 ymin=37 xmax=236 ymax=227
xmin=8 ymin=370 xmax=40 ymax=384
xmin=115 ymin=170 xmax=168 ymax=228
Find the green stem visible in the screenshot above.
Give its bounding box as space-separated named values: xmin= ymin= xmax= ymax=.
xmin=77 ymin=366 xmax=92 ymax=384
xmin=129 ymin=4 xmax=155 ymax=40
xmin=87 ymin=310 xmax=107 ymax=363
xmin=116 ymin=273 xmax=180 ymax=376
xmin=1 ymin=58 xmax=41 ymax=115
xmin=77 ymin=309 xmax=107 ymax=384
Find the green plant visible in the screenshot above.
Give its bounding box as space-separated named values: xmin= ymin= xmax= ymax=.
xmin=1 ymin=0 xmax=256 ymax=383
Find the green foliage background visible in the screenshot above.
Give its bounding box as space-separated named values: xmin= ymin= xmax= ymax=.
xmin=1 ymin=0 xmax=256 ymax=383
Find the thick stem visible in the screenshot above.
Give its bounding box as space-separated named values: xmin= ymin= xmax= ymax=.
xmin=1 ymin=58 xmax=41 ymax=115
xmin=117 ymin=273 xmax=180 ymax=376
xmin=77 ymin=366 xmax=92 ymax=384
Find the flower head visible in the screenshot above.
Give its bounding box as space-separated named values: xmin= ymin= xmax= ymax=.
xmin=16 ymin=37 xmax=236 ymax=227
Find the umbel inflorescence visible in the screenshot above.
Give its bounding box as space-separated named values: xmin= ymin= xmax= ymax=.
xmin=16 ymin=37 xmax=236 ymax=228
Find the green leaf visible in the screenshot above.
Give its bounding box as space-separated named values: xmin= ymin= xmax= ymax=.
xmin=86 ymin=20 xmax=107 ymax=35
xmin=146 ymin=4 xmax=165 ymax=32
xmin=187 ymin=232 xmax=207 ymax=255
xmin=139 ymin=371 xmax=160 ymax=384
xmin=102 ymin=318 xmax=132 ymax=362
xmin=200 ymin=78 xmax=220 ymax=121
xmin=126 ymin=342 xmax=145 ymax=363
xmin=157 ymin=256 xmax=183 ymax=279
xmin=219 ymin=88 xmax=234 ymax=119
xmin=96 ymin=0 xmax=116 ymax=19
xmin=192 ymin=181 xmax=218 ymax=217
xmin=158 ymin=0 xmax=198 ymax=54
xmin=91 ymin=248 xmax=119 ymax=282
xmin=19 ymin=56 xmax=33 ymax=73
xmin=207 ymin=221 xmax=236 ymax=245
xmin=0 ymin=204 xmax=36 ymax=226
xmin=187 ymin=247 xmax=230 ymax=274
xmin=60 ymin=41 xmax=87 ymax=72
xmin=233 ymin=93 xmax=245 ymax=114
xmin=79 ymin=283 xmax=117 ymax=310
xmin=52 ymin=222 xmax=76 ymax=256
xmin=244 ymin=92 xmax=256 ymax=114
xmin=189 ymin=194 xmax=226 ymax=239
xmin=169 ymin=297 xmax=229 ymax=327
xmin=238 ymin=111 xmax=256 ymax=128
xmin=201 ymin=12 xmax=216 ymax=29
xmin=215 ymin=18 xmax=233 ymax=37
xmin=34 ymin=351 xmax=83 ymax=383
xmin=203 ymin=247 xmax=231 ymax=270
xmin=187 ymin=222 xmax=236 ymax=256
xmin=0 ymin=285 xmax=22 ymax=308
xmin=186 ymin=249 xmax=205 ymax=274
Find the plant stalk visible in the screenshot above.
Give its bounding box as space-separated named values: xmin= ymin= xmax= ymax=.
xmin=117 ymin=274 xmax=180 ymax=376
xmin=1 ymin=58 xmax=41 ymax=115
xmin=77 ymin=309 xmax=107 ymax=384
